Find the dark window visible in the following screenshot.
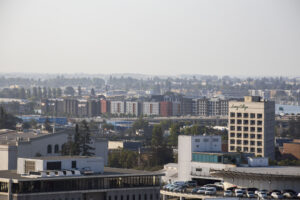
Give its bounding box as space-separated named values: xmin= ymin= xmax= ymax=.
xmin=250 ymin=134 xmax=255 ymax=139
xmin=257 ymin=141 xmax=262 ymax=146
xmin=109 ymin=197 xmax=112 ymax=200
xmin=230 ymin=132 xmax=235 ymax=137
xmin=237 ymin=120 xmax=242 ymax=124
xmin=230 ymin=112 xmax=235 ymax=117
xmin=243 ymin=127 xmax=248 ymax=131
xmin=236 ymin=146 xmax=241 ymax=151
xmin=150 ymin=194 xmax=153 ymax=200
xmin=243 ymin=140 xmax=248 ymax=145
xmin=139 ymin=194 xmax=141 ymax=200
xmin=54 ymin=144 xmax=59 ymax=153
xmin=250 ymin=127 xmax=255 ymax=132
xmin=230 ymin=140 xmax=235 ymax=144
xmin=243 ymin=113 xmax=249 ymax=118
xmin=121 ymin=195 xmax=123 ymax=200
xmin=237 ymin=140 xmax=241 ymax=144
xmin=230 ymin=126 xmax=235 ymax=131
xmin=244 ymin=133 xmax=248 ymax=138
xmin=257 ymin=113 xmax=262 ymax=118
xmin=257 ymin=134 xmax=262 ymax=139
xmin=230 ymin=146 xmax=235 ymax=151
xmin=237 ymin=113 xmax=242 ymax=117
xmin=243 ymin=120 xmax=249 ymax=125
xmin=144 ymin=194 xmax=147 ymax=200
xmin=133 ymin=195 xmax=135 ymax=200
xmin=244 ymin=147 xmax=248 ymax=151
xmin=46 ymin=161 xmax=61 ymax=170
xmin=257 ymin=120 xmax=262 ymax=125
xmin=127 ymin=195 xmax=129 ymax=200
xmin=250 ymin=113 xmax=255 ymax=118
xmin=237 ymin=133 xmax=242 ymax=138
xmin=250 ymin=120 xmax=255 ymax=125
xmin=237 ymin=126 xmax=242 ymax=131
xmin=72 ymin=161 xmax=77 ymax=168
xmin=115 ymin=196 xmax=118 ymax=200
xmin=196 ymin=168 xmax=202 ymax=172
xmin=250 ymin=141 xmax=255 ymax=145
xmin=230 ymin=119 xmax=235 ymax=124
xmin=47 ymin=145 xmax=52 ymax=154
xmin=257 ymin=148 xmax=262 ymax=153
xmin=250 ymin=148 xmax=255 ymax=152
xmin=257 ymin=128 xmax=262 ymax=132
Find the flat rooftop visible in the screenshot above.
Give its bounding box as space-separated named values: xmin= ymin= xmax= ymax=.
xmin=211 ymin=166 xmax=300 ymax=178
xmin=25 ymin=156 xmax=100 ymax=160
xmin=0 ymin=129 xmax=66 ymax=145
xmin=0 ymin=167 xmax=164 ymax=182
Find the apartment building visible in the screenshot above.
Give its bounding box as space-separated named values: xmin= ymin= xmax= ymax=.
xmin=142 ymin=102 xmax=160 ymax=116
xmin=125 ymin=101 xmax=141 ymax=116
xmin=228 ymin=96 xmax=275 ymax=159
xmin=197 ymin=97 xmax=228 ymax=116
xmin=110 ymin=101 xmax=125 ymax=115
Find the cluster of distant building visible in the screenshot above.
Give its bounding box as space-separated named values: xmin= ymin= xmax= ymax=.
xmin=41 ymin=95 xmax=230 ymax=118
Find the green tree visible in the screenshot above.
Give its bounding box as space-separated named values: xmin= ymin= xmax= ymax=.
xmin=0 ymin=107 xmax=21 ymax=129
xmin=168 ymin=123 xmax=180 ymax=147
xmin=44 ymin=118 xmax=52 ymax=132
xmin=79 ymin=120 xmax=95 ymax=156
xmin=151 ymin=125 xmax=164 ymax=148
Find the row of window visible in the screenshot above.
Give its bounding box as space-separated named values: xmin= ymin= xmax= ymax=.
xmin=230 ymin=139 xmax=262 ymax=146
xmin=230 ymin=146 xmax=262 ymax=153
xmin=47 ymin=144 xmax=61 ymax=154
xmin=230 ymin=112 xmax=263 ymax=118
xmin=230 ymin=126 xmax=263 ymax=132
xmin=230 ymin=119 xmax=263 ymax=125
xmin=194 ymin=138 xmax=219 ymax=143
xmin=230 ymin=133 xmax=263 ymax=139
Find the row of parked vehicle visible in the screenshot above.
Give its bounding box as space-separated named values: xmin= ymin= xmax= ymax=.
xmin=224 ymin=188 xmax=300 ymax=199
xmin=163 ymin=181 xmax=223 ymax=195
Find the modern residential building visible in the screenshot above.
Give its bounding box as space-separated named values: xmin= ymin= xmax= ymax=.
xmin=172 ymin=102 xmax=181 ymax=116
xmin=100 ymin=99 xmax=110 ymax=114
xmin=228 ymin=96 xmax=275 ymax=159
xmin=0 ymin=156 xmax=162 ymax=200
xmin=63 ymin=98 xmax=78 ymax=116
xmin=142 ymin=102 xmax=160 ymax=116
xmin=125 ymin=101 xmax=141 ymax=116
xmin=160 ymin=102 xmax=172 ymax=117
xmin=197 ymin=97 xmax=228 ymax=116
xmin=110 ymin=101 xmax=125 ymax=115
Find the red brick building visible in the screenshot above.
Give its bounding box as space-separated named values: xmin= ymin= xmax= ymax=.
xmin=100 ymin=100 xmax=110 ymax=114
xmin=282 ymin=139 xmax=300 ymax=160
xmin=160 ymin=101 xmax=173 ymax=117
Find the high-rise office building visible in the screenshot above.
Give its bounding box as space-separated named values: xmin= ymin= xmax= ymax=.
xmin=228 ymin=96 xmax=275 ymax=159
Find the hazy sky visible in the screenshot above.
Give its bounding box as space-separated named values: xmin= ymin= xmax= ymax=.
xmin=0 ymin=0 xmax=300 ymax=76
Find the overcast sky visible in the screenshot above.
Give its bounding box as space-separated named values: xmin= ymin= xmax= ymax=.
xmin=0 ymin=0 xmax=299 ymax=77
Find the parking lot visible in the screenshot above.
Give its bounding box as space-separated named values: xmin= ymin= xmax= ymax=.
xmin=161 ymin=181 xmax=300 ymax=199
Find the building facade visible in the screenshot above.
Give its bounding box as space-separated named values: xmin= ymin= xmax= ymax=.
xmin=125 ymin=101 xmax=141 ymax=116
xmin=228 ymin=96 xmax=275 ymax=159
xmin=142 ymin=102 xmax=160 ymax=116
xmin=110 ymin=101 xmax=125 ymax=115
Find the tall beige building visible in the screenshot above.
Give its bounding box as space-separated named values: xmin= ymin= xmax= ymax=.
xmin=228 ymin=96 xmax=275 ymax=159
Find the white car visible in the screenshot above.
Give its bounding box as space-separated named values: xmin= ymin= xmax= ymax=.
xmin=247 ymin=191 xmax=256 ymax=198
xmin=205 ymin=187 xmax=216 ymax=195
xmin=197 ymin=187 xmax=207 ymax=194
xmin=235 ymin=189 xmax=244 ymax=197
xmin=271 ymin=192 xmax=283 ymax=199
xmin=258 ymin=191 xmax=268 ymax=199
xmin=224 ymin=190 xmax=233 ymax=197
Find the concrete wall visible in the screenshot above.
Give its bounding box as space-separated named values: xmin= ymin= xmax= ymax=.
xmin=0 ymin=145 xmax=17 ymax=170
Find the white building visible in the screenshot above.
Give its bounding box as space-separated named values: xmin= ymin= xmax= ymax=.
xmin=125 ymin=101 xmax=141 ymax=116
xmin=17 ymin=156 xmax=104 ymax=174
xmin=0 ymin=129 xmax=108 ymax=170
xmin=177 ymin=135 xmax=237 ymax=183
xmin=110 ymin=101 xmax=125 ymax=115
xmin=142 ymin=102 xmax=160 ymax=116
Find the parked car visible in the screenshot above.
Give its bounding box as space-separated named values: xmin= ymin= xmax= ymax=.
xmin=271 ymin=192 xmax=283 ymax=199
xmin=224 ymin=190 xmax=233 ymax=197
xmin=247 ymin=191 xmax=256 ymax=198
xmin=235 ymin=189 xmax=244 ymax=197
xmin=205 ymin=187 xmax=217 ymax=195
xmin=191 ymin=188 xmax=200 ymax=194
xmin=214 ymin=182 xmax=224 ymax=188
xmin=185 ymin=180 xmax=197 ymax=187
xmin=258 ymin=191 xmax=268 ymax=199
xmin=282 ymin=190 xmax=297 ymax=198
xmin=197 ymin=187 xmax=207 ymax=194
